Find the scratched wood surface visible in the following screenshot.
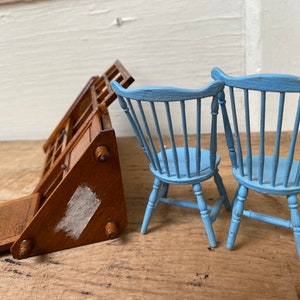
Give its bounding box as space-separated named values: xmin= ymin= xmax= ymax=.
xmin=0 ymin=135 xmax=299 ymax=299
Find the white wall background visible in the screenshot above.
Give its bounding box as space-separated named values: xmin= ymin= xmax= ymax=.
xmin=0 ymin=0 xmax=299 ymax=140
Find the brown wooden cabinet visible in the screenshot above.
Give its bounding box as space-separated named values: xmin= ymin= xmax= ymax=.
xmin=0 ymin=60 xmax=134 ymax=259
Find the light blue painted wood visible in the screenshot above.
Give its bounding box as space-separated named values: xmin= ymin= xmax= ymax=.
xmin=212 ymin=67 xmax=300 ymax=258
xmin=111 ymin=80 xmax=231 ymax=248
xmin=258 ymin=91 xmax=266 ymax=185
xmin=211 ymin=68 xmax=300 ymax=92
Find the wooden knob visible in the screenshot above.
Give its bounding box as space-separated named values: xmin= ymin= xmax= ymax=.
xmin=105 ymin=222 xmax=119 ymax=239
xmin=95 ymin=145 xmax=110 ymax=162
xmin=19 ymin=239 xmax=33 ymax=259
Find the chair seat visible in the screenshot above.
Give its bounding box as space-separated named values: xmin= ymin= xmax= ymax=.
xmin=150 ymin=147 xmax=220 ymax=184
xmin=233 ymin=155 xmax=300 ymax=195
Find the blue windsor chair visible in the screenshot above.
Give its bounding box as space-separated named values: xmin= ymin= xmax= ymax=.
xmin=211 ymin=67 xmax=300 ymax=257
xmin=111 ymin=80 xmax=231 ymax=248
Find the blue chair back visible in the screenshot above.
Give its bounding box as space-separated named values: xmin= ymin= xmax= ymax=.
xmin=212 ymin=68 xmax=300 ymax=192
xmin=111 ymin=81 xmax=225 ymax=183
xmin=212 ymin=67 xmax=300 ymax=257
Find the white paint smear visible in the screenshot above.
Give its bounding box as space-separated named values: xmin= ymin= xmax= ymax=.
xmin=55 ymin=185 xmax=101 ymax=239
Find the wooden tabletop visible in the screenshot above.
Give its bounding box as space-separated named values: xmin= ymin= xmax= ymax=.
xmin=0 ymin=135 xmax=299 ymax=299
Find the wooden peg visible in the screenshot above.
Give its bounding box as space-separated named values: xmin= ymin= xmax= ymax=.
xmin=19 ymin=239 xmax=33 ymax=259
xmin=105 ymin=222 xmax=119 ymax=239
xmin=95 ymin=145 xmax=110 ymax=162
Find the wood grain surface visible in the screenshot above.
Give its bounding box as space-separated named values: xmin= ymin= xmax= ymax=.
xmin=0 ymin=135 xmax=299 ymax=299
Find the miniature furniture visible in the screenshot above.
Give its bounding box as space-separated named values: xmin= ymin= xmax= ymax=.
xmin=111 ymin=80 xmax=231 ymax=248
xmin=211 ymin=67 xmax=300 ymax=257
xmin=0 ymin=60 xmax=134 ymax=259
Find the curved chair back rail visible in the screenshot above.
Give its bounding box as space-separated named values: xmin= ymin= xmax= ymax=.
xmin=111 ymin=80 xmax=230 ymax=248
xmin=211 ymin=67 xmax=300 ymax=257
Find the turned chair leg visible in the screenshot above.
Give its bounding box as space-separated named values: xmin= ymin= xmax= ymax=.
xmin=214 ymin=170 xmax=231 ymax=210
xmin=227 ymin=185 xmax=248 ymax=249
xmin=141 ymin=178 xmax=161 ymax=234
xmin=193 ymin=183 xmax=217 ymax=247
xmin=159 ymin=182 xmax=169 ymax=199
xmin=287 ymin=194 xmax=300 ymax=258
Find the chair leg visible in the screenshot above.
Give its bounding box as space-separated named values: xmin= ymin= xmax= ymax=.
xmin=193 ymin=183 xmax=217 ymax=247
xmin=141 ymin=178 xmax=161 ymax=234
xmin=226 ymin=185 xmax=248 ymax=249
xmin=231 ymin=184 xmax=240 ymax=208
xmin=287 ymin=194 xmax=300 ymax=258
xmin=214 ymin=170 xmax=231 ymax=210
xmin=159 ymin=182 xmax=169 ymax=199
